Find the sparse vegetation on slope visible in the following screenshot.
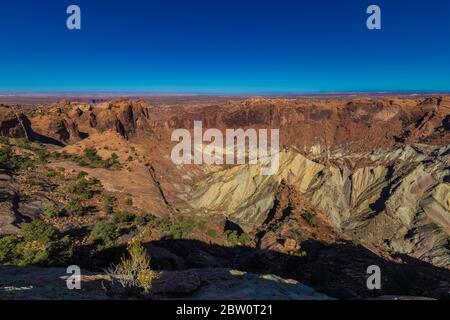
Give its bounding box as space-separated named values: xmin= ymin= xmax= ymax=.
xmin=0 ymin=220 xmax=73 ymax=266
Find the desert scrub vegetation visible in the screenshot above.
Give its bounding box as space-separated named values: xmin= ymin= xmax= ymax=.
xmin=64 ymin=200 xmax=88 ymax=216
xmin=206 ymin=229 xmax=218 ymax=238
xmin=0 ymin=135 xmax=9 ymax=145
xmin=0 ymin=144 xmax=34 ymax=172
xmin=225 ymin=230 xmax=252 ymax=246
xmin=67 ymin=177 xmax=103 ymax=200
xmin=77 ymin=170 xmax=88 ymax=179
xmin=89 ymin=212 xmax=154 ymax=250
xmin=302 ymin=210 xmax=317 ymax=227
xmin=0 ymin=220 xmax=73 ymax=266
xmin=15 ymin=138 xmax=32 ymax=150
xmin=166 ymin=218 xmax=198 ymax=239
xmin=43 ymin=205 xmax=65 ymax=219
xmin=46 ymin=168 xmax=59 ymax=178
xmin=111 ymin=211 xmax=136 ymax=224
xmin=102 ymin=194 xmax=117 ymax=214
xmin=124 ymin=196 xmax=133 ymax=206
xmin=106 ymin=239 xmax=155 ymax=294
xmin=56 ymin=147 xmax=120 ymax=169
xmin=145 ymin=216 xmax=205 ymax=240
xmin=43 ymin=200 xmax=88 ymax=218
xmin=11 ymin=139 xmax=49 ymax=163
xmin=89 ymin=220 xmax=119 ymax=250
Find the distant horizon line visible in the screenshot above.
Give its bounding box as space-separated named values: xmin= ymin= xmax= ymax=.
xmin=1 ymin=90 xmax=450 ymax=97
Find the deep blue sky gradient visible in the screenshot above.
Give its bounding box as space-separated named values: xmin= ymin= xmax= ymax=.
xmin=0 ymin=0 xmax=449 ymax=93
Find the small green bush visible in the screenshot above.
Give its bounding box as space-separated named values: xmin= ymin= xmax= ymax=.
xmin=133 ymin=216 xmax=146 ymax=226
xmin=67 ymin=179 xmax=94 ymax=199
xmin=21 ymin=219 xmax=56 ymax=243
xmin=16 ymin=138 xmax=31 ymax=150
xmin=33 ymin=147 xmax=48 ymax=163
xmin=60 ymin=148 xmax=119 ymax=169
xmin=43 ymin=205 xmax=66 ymax=219
xmin=206 ymin=229 xmax=218 ymax=238
xmin=125 ymin=197 xmax=133 ymax=206
xmin=102 ymin=194 xmax=117 ymax=214
xmin=0 ymin=236 xmax=19 ymax=264
xmin=135 ymin=214 xmax=157 ymax=227
xmin=197 ymin=220 xmax=206 ymax=231
xmin=0 ymin=145 xmax=34 ymax=172
xmin=110 ymin=153 xmax=119 ymax=162
xmin=90 ymin=220 xmax=119 ymax=249
xmin=0 ymin=136 xmax=9 ymax=145
xmin=302 ymin=211 xmax=317 ymax=227
xmin=225 ymin=230 xmax=252 ymax=246
xmin=84 ymin=147 xmax=102 ymax=162
xmin=46 ymin=169 xmax=58 ymax=178
xmin=77 ymin=171 xmax=88 ymax=179
xmin=64 ymin=200 xmax=87 ymax=216
xmin=166 ymin=218 xmax=196 ymax=240
xmin=0 ymin=220 xmax=73 ymax=266
xmin=111 ymin=212 xmax=136 ymax=224
xmin=0 ymin=145 xmax=12 ymax=169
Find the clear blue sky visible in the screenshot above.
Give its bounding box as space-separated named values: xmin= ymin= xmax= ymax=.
xmin=0 ymin=0 xmax=449 ymax=94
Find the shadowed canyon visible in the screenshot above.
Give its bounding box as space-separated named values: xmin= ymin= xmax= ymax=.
xmin=0 ymin=96 xmax=449 ymax=299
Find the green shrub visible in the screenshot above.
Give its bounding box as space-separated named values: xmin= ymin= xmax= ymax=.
xmin=21 ymin=219 xmax=56 ymax=243
xmin=166 ymin=218 xmax=196 ymax=240
xmin=64 ymin=200 xmax=87 ymax=216
xmin=143 ymin=216 xmax=209 ymax=240
xmin=0 ymin=236 xmax=19 ymax=264
xmin=60 ymin=148 xmax=119 ymax=169
xmin=16 ymin=138 xmax=31 ymax=150
xmin=148 ymin=217 xmax=169 ymax=231
xmin=134 ymin=214 xmax=157 ymax=227
xmin=225 ymin=230 xmax=252 ymax=246
xmin=33 ymin=147 xmax=48 ymax=163
xmin=84 ymin=148 xmax=102 ymax=162
xmin=46 ymin=169 xmax=58 ymax=178
xmin=125 ymin=197 xmax=133 ymax=206
xmin=206 ymin=229 xmax=218 ymax=238
xmin=197 ymin=220 xmax=206 ymax=230
xmin=0 ymin=145 xmax=34 ymax=172
xmin=67 ymin=179 xmax=94 ymax=200
xmin=293 ymin=250 xmax=308 ymax=257
xmin=25 ymin=177 xmax=42 ymax=186
xmin=102 ymin=194 xmax=117 ymax=214
xmin=43 ymin=205 xmax=66 ymax=218
xmin=0 ymin=220 xmax=73 ymax=266
xmin=111 ymin=212 xmax=136 ymax=224
xmin=110 ymin=153 xmax=119 ymax=162
xmin=133 ymin=216 xmax=144 ymax=226
xmin=0 ymin=145 xmax=12 ymax=169
xmin=0 ymin=136 xmax=9 ymax=145
xmin=302 ymin=211 xmax=317 ymax=227
xmin=237 ymin=232 xmax=251 ymax=246
xmin=90 ymin=220 xmax=119 ymax=249
xmin=77 ymin=171 xmax=88 ymax=179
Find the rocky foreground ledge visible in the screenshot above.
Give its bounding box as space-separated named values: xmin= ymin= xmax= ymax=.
xmin=0 ymin=266 xmax=333 ymax=300
xmin=1 ymin=266 xmax=439 ymax=300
